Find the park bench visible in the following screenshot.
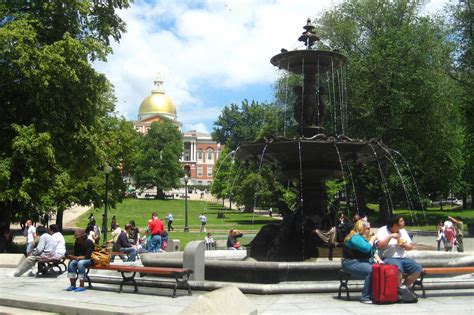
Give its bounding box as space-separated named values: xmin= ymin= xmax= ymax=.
xmin=412 ymin=266 xmax=474 ymax=298
xmin=36 ymin=256 xmax=67 ymax=277
xmin=85 ymin=265 xmax=193 ymax=298
xmin=338 ymin=266 xmax=474 ymax=300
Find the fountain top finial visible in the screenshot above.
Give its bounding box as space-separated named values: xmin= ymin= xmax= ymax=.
xmin=298 ymin=18 xmax=320 ymax=49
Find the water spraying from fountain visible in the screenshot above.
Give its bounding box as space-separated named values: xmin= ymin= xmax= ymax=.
xmin=235 ymin=19 xmax=388 ymax=260
xmin=389 ymin=148 xmax=428 ymax=224
xmin=333 ymin=143 xmax=350 ymax=215
xmin=381 ymin=147 xmax=419 ymax=225
xmin=252 ymin=142 xmax=269 ymax=224
xmin=204 ymin=149 xmax=237 ymax=213
xmin=368 ymin=143 xmax=394 ymax=219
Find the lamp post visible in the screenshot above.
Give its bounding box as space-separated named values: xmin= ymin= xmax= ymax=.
xmin=103 ymin=165 xmax=112 ymax=242
xmin=184 ymin=175 xmax=189 ymax=232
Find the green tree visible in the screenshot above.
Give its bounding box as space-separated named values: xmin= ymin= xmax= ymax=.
xmin=212 ymin=101 xmax=290 ymax=212
xmin=134 ymin=120 xmax=184 ymax=198
xmin=448 ymin=1 xmax=474 ymax=207
xmin=314 ymin=0 xmax=464 ymax=218
xmin=0 ymin=1 xmax=131 ymax=231
xmin=212 ymin=100 xmax=282 ymax=150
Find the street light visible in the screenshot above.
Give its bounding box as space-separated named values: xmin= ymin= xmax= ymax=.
xmin=184 ymin=174 xmax=189 ymax=232
xmin=103 ymin=165 xmax=112 ymax=242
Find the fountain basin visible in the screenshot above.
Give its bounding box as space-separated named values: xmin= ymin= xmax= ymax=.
xmin=140 ymin=250 xmax=474 ymax=284
xmin=236 ymin=137 xmax=388 ymax=180
xmin=271 ymin=50 xmax=347 ymax=73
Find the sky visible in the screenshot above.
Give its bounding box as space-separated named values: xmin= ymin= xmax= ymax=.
xmin=93 ymin=0 xmax=452 ymax=134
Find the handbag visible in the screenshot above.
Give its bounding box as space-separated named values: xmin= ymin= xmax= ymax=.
xmin=91 ymin=244 xmax=110 ymax=268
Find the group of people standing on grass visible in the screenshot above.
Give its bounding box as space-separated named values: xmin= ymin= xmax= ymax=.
xmin=436 ymin=216 xmax=464 ymax=252
xmin=341 ymin=214 xmax=423 ymax=304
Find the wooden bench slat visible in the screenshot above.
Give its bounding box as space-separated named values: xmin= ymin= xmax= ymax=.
xmin=92 ymin=265 xmax=137 ymax=272
xmin=423 ymin=267 xmax=474 ymax=274
xmin=86 ymin=264 xmax=193 ymax=297
xmin=90 ymin=265 xmax=191 ymax=275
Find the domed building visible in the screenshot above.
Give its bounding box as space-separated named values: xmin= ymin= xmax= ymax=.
xmin=134 ymin=74 xmax=181 ymax=133
xmin=134 ymin=75 xmax=224 ymax=186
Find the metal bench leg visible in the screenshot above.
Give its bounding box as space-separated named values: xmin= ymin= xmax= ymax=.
xmin=119 ymin=271 xmax=138 ymax=293
xmin=172 ymin=274 xmax=192 ymax=298
xmin=85 ymin=268 xmax=92 ymax=288
xmin=412 ymin=272 xmax=425 ymax=298
xmin=338 ymin=271 xmax=350 ymax=300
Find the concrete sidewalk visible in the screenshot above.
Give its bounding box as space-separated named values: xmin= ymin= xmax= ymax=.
xmin=0 ymin=267 xmax=473 ymax=315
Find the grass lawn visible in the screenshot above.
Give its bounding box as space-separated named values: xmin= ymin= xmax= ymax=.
xmin=63 ymin=199 xmax=473 ymax=250
xmin=365 ymin=203 xmax=473 ymax=232
xmin=68 ymin=198 xmax=280 ymax=249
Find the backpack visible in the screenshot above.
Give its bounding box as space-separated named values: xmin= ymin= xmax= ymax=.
xmin=398 ymin=286 xmax=418 ymax=303
xmin=91 ymin=244 xmax=110 ymax=268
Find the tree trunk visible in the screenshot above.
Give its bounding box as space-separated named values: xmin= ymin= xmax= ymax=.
xmin=0 ymin=203 xmax=12 ymax=252
xmin=378 ymin=198 xmax=390 ymax=225
xmin=243 ymin=204 xmax=253 ymax=213
xmin=462 ymin=194 xmax=467 ymax=210
xmin=56 ymin=208 xmax=64 ymax=232
xmin=355 ymin=181 xmax=367 ymax=217
xmin=469 ymin=187 xmax=474 ymax=208
xmin=0 ymin=204 xmax=12 ymax=228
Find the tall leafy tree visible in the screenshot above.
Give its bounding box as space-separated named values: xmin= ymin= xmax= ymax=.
xmin=212 ymin=101 xmax=291 ymax=212
xmin=0 ymin=1 xmax=131 ymax=232
xmin=313 ymin=0 xmax=464 ymax=218
xmin=212 ymin=100 xmax=282 ymax=150
xmin=448 ymin=1 xmax=474 ymax=206
xmin=134 ymin=120 xmax=184 ymax=198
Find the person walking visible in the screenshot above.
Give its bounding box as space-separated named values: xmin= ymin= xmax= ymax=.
xmin=436 ymin=221 xmax=445 ymax=251
xmin=444 ymin=223 xmax=456 ymax=252
xmin=448 ymin=216 xmax=464 ymax=252
xmin=24 ymin=219 xmax=36 ymax=256
xmin=166 ymin=213 xmax=174 ymax=231
xmin=199 ymin=213 xmax=207 ymax=233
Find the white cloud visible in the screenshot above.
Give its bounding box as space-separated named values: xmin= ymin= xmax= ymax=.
xmin=94 ymin=0 xmax=336 ymax=128
xmin=94 ymin=0 xmax=450 ymax=130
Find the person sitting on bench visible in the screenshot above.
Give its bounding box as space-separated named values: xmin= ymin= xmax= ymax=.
xmin=113 ymin=224 xmax=137 ymax=262
xmin=67 ymin=231 xmax=96 ymax=292
xmin=14 ymin=226 xmax=54 ymax=276
xmin=342 ymin=219 xmax=380 ymax=304
xmin=376 ymin=214 xmax=422 ymax=290
xmin=49 ymin=224 xmax=66 ymax=259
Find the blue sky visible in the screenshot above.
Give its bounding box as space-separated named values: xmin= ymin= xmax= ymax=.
xmin=93 ymin=0 xmax=450 ymax=134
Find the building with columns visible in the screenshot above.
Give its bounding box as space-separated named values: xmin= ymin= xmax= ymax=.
xmin=133 ymin=75 xmax=223 ymax=186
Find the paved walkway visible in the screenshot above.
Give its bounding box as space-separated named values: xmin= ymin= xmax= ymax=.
xmin=0 ymin=267 xmax=472 ymax=314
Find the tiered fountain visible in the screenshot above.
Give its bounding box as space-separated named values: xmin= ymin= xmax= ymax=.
xmin=139 ymin=19 xmax=474 ymax=287
xmin=236 ymin=18 xmax=387 ymax=261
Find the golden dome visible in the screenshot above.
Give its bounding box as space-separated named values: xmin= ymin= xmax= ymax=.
xmin=138 ymin=75 xmax=177 ymax=120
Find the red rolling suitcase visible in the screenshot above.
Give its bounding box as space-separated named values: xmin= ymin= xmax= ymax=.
xmin=372 ymin=264 xmax=398 ymax=304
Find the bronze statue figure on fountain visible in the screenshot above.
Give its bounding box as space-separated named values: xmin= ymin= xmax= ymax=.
xmin=292 ymin=85 xmax=326 ymax=131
